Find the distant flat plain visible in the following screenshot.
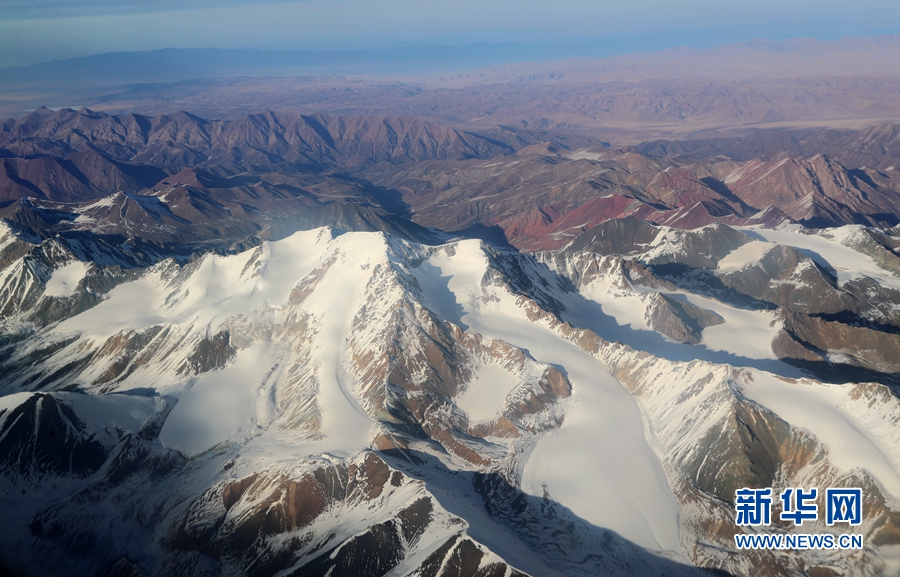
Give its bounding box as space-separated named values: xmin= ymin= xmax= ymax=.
xmin=2 ymin=35 xmax=899 ymax=144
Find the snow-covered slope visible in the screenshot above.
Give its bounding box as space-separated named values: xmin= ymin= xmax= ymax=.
xmin=409 ymin=240 xmax=681 ymax=551
xmin=1 ymin=222 xmax=899 ymax=577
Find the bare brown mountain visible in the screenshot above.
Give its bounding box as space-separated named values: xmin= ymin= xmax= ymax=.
xmin=0 ymin=156 xmax=100 ymax=202
xmin=362 ymin=142 xmax=899 ymax=250
xmin=710 ymin=154 xmax=900 ymax=226
xmin=0 ymin=164 xmax=441 ymax=261
xmin=635 ymin=122 xmax=900 ymax=170
xmin=0 ymin=108 xmax=529 ymax=214
xmin=0 ymin=151 xmax=165 ymax=204
xmin=3 ymin=194 xmax=425 ymax=265
xmin=2 ymin=107 xmax=898 ymax=253
xmin=0 ymin=108 xmax=515 ymax=173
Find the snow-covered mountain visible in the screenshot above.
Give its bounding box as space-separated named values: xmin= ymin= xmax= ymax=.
xmin=1 ymin=217 xmax=900 ymax=576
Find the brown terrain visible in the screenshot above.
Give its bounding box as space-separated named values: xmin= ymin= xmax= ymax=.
xmin=2 ymin=36 xmax=900 ymax=577
xmin=1 ymin=36 xmax=899 ymax=138
xmin=1 ymin=106 xmax=898 ymax=253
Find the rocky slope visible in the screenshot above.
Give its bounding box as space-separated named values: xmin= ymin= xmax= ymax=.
xmin=364 ymin=144 xmax=899 ymax=250
xmin=2 ymin=108 xmax=898 ymax=254
xmin=0 ymin=108 xmax=513 ymax=176
xmin=548 ymin=217 xmax=900 ymax=377
xmin=1 ymin=217 xmax=900 ymax=576
xmin=635 ymin=123 xmax=900 ymax=171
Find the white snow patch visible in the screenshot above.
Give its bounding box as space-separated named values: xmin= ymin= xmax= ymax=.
xmin=0 ymin=392 xmax=34 ymax=417
xmin=416 ymin=244 xmax=489 ymax=320
xmin=79 ymin=195 xmax=118 ymax=211
xmin=0 ymin=222 xmax=16 ymax=253
xmin=54 ymin=228 xmax=334 ymax=339
xmin=43 ymin=261 xmax=88 ymax=297
xmin=739 ymin=370 xmax=900 ymax=500
xmin=159 ymin=343 xmax=281 ymax=456
xmin=411 ymin=251 xmax=481 ymax=328
xmin=564 ymin=150 xmax=605 ymax=161
xmin=746 ymin=158 xmax=789 ymax=185
xmin=680 ymin=292 xmax=781 ymax=360
xmin=578 ymin=276 xmax=651 ymax=332
xmin=456 ymin=363 xmax=521 ymax=423
xmin=155 ymin=229 xmax=380 ymax=458
xmin=71 ymin=195 xmax=119 ymax=223
xmin=724 ymin=160 xmax=761 ymax=185
xmin=295 ymin=233 xmax=378 ymax=456
xmin=414 ymin=241 xmax=682 ymax=552
xmin=549 ymin=254 xmax=800 ymax=375
xmin=56 ymin=227 xmax=379 ymax=458
xmin=744 ymin=226 xmax=900 ymax=288
xmin=716 ymin=241 xmax=772 ymax=273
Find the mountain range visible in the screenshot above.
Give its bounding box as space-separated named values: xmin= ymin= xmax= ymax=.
xmin=3 ymin=210 xmax=900 ymax=576
xmin=2 ymin=107 xmax=898 ymax=254
xmin=2 ymin=36 xmax=899 ymax=130
xmin=1 ymin=43 xmax=900 ymax=577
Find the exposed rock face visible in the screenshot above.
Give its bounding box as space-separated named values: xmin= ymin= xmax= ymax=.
xmin=775 ymin=308 xmax=900 ymax=373
xmin=545 ymin=217 xmax=900 ymax=379
xmin=716 ymin=244 xmax=845 ymax=314
xmin=163 ymin=453 xmax=498 ymax=577
xmin=2 ymin=221 xmax=900 ymax=577
xmin=645 ymin=293 xmax=724 ymax=344
xmin=634 ymin=122 xmax=900 ymax=170
xmin=564 ymin=215 xmax=662 ymax=256
xmin=363 ymin=152 xmax=766 ymax=250
xmin=711 ymin=154 xmax=900 ymax=227
xmin=24 ymin=445 xmax=524 ymax=577
xmin=0 ymin=108 xmax=511 ymax=176
xmin=0 ymin=154 xmax=155 ymax=203
xmin=364 ymin=138 xmax=898 ymax=250
xmin=259 ymin=202 xmax=440 ymax=245
xmin=179 ymin=331 xmax=236 ymax=377
xmin=0 ymin=394 xmax=112 ymax=487
xmin=553 ymin=217 xmax=756 ymax=270
xmin=2 ymin=107 xmax=898 ymax=256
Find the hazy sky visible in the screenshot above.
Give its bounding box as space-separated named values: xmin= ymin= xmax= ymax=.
xmin=1 ymin=0 xmax=898 ymax=68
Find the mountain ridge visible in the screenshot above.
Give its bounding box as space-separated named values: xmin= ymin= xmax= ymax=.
xmin=2 ymin=220 xmax=900 ymax=575
xmin=2 ymin=107 xmax=898 ymax=253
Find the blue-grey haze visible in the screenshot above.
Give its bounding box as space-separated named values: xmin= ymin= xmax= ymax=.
xmin=1 ymin=0 xmax=898 ymax=70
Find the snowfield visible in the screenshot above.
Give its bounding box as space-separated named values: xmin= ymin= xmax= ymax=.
xmin=43 ymin=261 xmax=89 ymax=297
xmin=3 ymin=223 xmax=900 ymax=576
xmin=739 ymin=370 xmax=900 ymax=501
xmin=412 ymin=240 xmax=683 ymax=551
xmin=744 ymin=224 xmax=900 ymax=288
xmin=455 ymin=362 xmax=524 ymax=424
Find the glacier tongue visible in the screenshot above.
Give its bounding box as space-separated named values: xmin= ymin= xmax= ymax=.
xmin=158 ymin=342 xmax=284 ymax=456
xmin=411 ymin=240 xmax=682 ymax=551
xmin=4 ymin=224 xmax=900 ymax=576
